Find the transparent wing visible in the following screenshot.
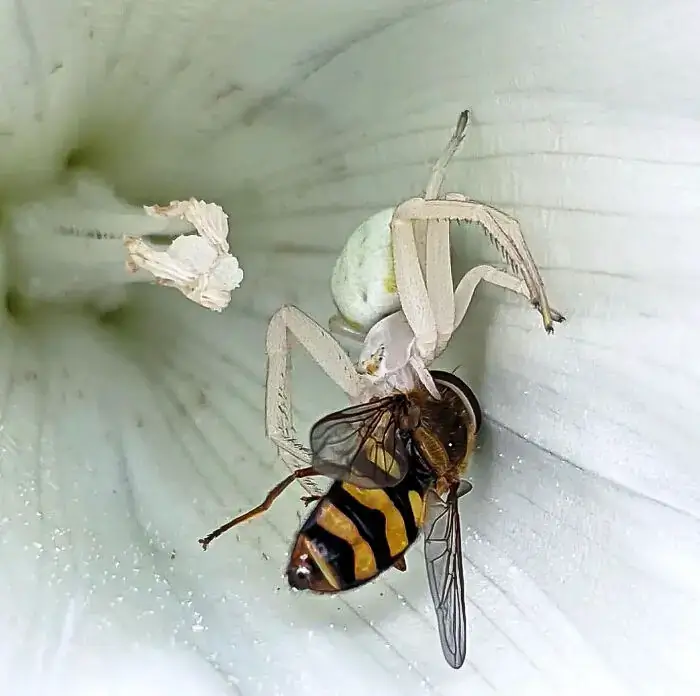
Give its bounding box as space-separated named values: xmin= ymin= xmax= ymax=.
xmin=423 ymin=485 xmax=467 ymax=669
xmin=309 ymin=395 xmax=411 ymax=488
xmin=457 ymin=479 xmax=473 ymax=498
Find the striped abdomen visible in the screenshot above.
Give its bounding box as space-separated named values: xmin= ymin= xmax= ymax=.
xmin=286 ymin=461 xmax=435 ymax=593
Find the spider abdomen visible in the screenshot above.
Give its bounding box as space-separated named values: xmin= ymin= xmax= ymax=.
xmin=330 ymin=207 xmax=400 ymax=333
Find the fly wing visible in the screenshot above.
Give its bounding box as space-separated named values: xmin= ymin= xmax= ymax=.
xmin=423 ymin=485 xmax=467 ymax=669
xmin=309 ymin=395 xmax=411 ymax=488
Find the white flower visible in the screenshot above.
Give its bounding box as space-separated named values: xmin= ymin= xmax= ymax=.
xmin=0 ymin=2 xmax=697 ymax=696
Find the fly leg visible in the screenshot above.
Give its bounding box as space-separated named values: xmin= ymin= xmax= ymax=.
xmin=300 ymin=494 xmax=322 ymax=507
xmin=199 ymin=467 xmax=323 ymax=550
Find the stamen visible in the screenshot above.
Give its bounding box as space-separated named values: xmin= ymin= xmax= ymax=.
xmin=125 ymin=199 xmax=244 ymax=312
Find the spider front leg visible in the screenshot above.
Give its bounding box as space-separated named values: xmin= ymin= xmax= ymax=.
xmin=389 ymin=209 xmax=439 ymax=362
xmin=386 ymin=111 xmax=471 ymax=359
xmin=395 ymin=197 xmax=564 ymax=333
xmin=265 ymin=305 xmax=365 ymax=496
xmin=391 ymin=209 xmax=455 ymax=361
xmin=445 ymin=193 xmax=563 ymax=326
xmin=452 ymin=264 xmax=545 ymax=328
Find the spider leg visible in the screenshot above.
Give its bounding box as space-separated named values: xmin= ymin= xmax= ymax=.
xmin=266 ymin=305 xmax=365 ymax=496
xmin=444 ymin=192 xmax=546 ymax=290
xmin=395 ymin=197 xmax=563 ymax=333
xmin=424 ymin=109 xmax=470 ymax=199
xmin=477 ymin=202 xmax=565 ymax=326
xmin=425 ymin=217 xmax=455 ymax=358
xmin=390 ymin=211 xmax=438 ymax=364
xmin=397 ymin=111 xmax=470 ymax=358
xmin=414 ymin=110 xmax=470 ymax=357
xmin=454 ymin=264 xmax=565 ymax=328
xmin=445 ymin=193 xmax=566 ymax=330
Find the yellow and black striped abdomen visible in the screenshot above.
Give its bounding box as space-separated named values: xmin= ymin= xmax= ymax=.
xmin=292 ymin=464 xmax=435 ymax=592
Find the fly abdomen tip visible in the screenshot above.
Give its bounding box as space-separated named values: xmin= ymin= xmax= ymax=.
xmin=287 ymin=564 xmax=312 ymax=591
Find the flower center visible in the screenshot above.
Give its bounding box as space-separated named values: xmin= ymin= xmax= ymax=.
xmin=1 ymin=170 xmax=243 ymax=319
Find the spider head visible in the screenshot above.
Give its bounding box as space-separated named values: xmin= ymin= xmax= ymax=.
xmin=357 ymin=343 xmax=386 ymax=376
xmin=357 ymin=311 xmax=421 ymax=392
xmin=359 ymin=311 xmax=410 ymax=365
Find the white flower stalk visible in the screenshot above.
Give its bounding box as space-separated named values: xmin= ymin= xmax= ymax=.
xmin=0 ymin=1 xmax=698 ymax=696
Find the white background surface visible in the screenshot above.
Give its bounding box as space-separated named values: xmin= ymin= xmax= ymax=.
xmin=0 ymin=1 xmax=698 ymax=695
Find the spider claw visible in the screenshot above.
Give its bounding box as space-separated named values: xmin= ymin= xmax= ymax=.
xmin=531 ymin=298 xmax=565 ymax=334
xmin=542 ymin=312 xmax=565 ymax=333
xmin=456 ymin=109 xmax=470 ymax=134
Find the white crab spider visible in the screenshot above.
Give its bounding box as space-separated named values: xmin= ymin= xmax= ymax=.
xmin=264 ymin=110 xmax=563 ymax=494
xmin=329 ymin=110 xmax=563 ymax=346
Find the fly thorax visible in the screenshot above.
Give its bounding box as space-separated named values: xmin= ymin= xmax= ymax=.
xmin=414 ymin=426 xmax=450 ymax=475
xmin=358 ymin=311 xmax=415 ymax=373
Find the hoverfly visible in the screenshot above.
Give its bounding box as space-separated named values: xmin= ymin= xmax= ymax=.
xmin=199 ymin=369 xmax=482 ymax=669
